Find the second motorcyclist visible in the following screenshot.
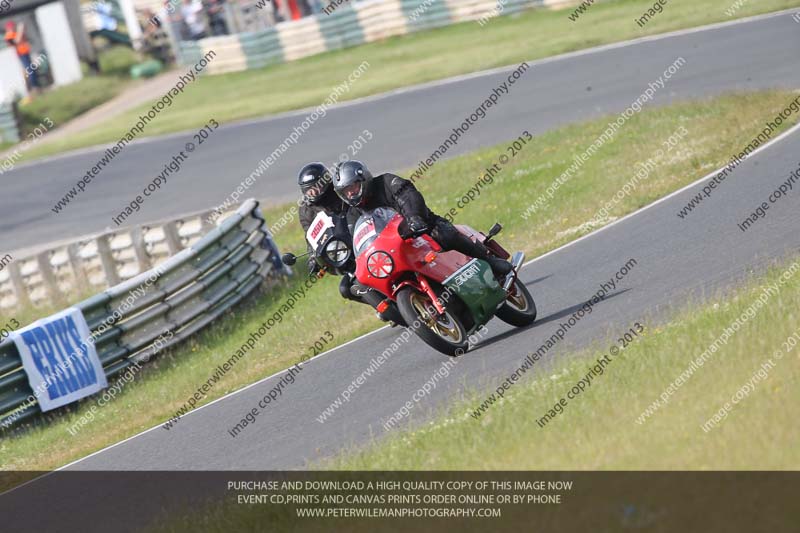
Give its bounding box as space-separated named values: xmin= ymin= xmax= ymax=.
xmin=298 ymin=162 xmax=346 ymax=272
xmin=297 ymin=162 xmax=405 ymax=325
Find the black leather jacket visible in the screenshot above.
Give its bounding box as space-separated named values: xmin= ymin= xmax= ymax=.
xmin=346 ymin=173 xmax=434 ymax=230
xmin=299 ymin=187 xmax=347 ymax=253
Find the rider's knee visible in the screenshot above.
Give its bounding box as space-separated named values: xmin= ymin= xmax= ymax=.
xmin=430 ymin=219 xmax=457 ymax=249
xmin=339 ymin=276 xmax=355 ymax=301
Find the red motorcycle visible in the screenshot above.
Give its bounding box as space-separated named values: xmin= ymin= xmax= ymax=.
xmin=352 ymin=208 xmax=536 ymax=356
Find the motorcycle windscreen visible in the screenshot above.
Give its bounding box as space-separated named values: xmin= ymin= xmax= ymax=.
xmin=353 ymin=207 xmax=399 ymax=257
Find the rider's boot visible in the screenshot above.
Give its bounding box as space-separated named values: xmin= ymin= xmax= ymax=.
xmin=354 ymin=282 xmax=409 ymax=327
xmin=446 ymin=230 xmax=513 ymax=279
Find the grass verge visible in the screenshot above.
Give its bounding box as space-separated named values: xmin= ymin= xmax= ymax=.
xmin=14 ymin=46 xmax=139 ymax=138
xmin=1 ymin=89 xmax=798 ymax=471
xmin=328 ymin=258 xmax=800 ymax=470
xmin=16 ymin=76 xmax=126 ymax=137
xmin=17 ymin=0 xmax=800 ymax=161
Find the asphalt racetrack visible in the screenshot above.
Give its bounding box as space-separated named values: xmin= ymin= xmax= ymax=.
xmin=1 ymin=11 xmax=798 ymax=252
xmin=45 ymin=10 xmax=800 ymax=470
xmin=2 ymin=10 xmax=800 ymax=531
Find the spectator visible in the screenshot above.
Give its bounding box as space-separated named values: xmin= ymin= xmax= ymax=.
xmin=163 ymin=0 xmax=182 ymax=23
xmin=95 ymin=1 xmax=118 ymax=32
xmin=274 ymin=0 xmax=302 ymax=21
xmin=181 ymin=0 xmax=207 ymax=40
xmin=142 ymin=7 xmax=162 ymax=30
xmin=302 ymin=0 xmax=324 ymax=15
xmin=4 ymin=21 xmax=39 ymax=92
xmin=202 ymin=0 xmax=228 ymax=36
xmin=141 ymin=8 xmax=173 ymax=64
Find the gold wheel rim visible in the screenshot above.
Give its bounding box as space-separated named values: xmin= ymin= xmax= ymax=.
xmin=507 ymin=281 xmax=529 ymax=311
xmin=410 ymin=292 xmax=463 ymax=343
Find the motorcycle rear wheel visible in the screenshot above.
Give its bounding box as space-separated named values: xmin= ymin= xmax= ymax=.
xmin=396 ymin=286 xmax=470 ymax=357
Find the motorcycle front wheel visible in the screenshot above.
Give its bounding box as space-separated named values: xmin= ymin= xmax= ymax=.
xmin=396 ymin=286 xmax=470 ymax=357
xmin=495 ymin=277 xmax=537 ymax=327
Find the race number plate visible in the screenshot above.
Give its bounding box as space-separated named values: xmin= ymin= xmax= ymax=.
xmin=306 ymin=211 xmax=335 ymax=250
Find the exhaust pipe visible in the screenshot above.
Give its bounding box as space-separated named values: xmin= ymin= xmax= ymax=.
xmin=503 ymin=251 xmax=525 ymax=291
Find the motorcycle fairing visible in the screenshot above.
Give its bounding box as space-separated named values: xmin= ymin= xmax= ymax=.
xmin=441 ymin=258 xmax=506 ymax=328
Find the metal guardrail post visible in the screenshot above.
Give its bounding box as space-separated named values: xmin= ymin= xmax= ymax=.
xmin=36 ymin=252 xmax=62 ymax=300
xmin=95 ymin=233 xmax=121 ymax=287
xmin=6 ymin=262 xmax=30 ymax=307
xmin=129 ymin=227 xmax=153 ymax=273
xmin=162 ymin=221 xmax=183 ymax=255
xmin=66 ymin=243 xmax=90 ymax=292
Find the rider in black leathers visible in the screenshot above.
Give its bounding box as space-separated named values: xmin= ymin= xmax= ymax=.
xmin=332 ymin=160 xmax=513 ymax=279
xmin=297 ymin=163 xmax=404 ymax=324
xmin=298 ymin=162 xmax=347 ymax=272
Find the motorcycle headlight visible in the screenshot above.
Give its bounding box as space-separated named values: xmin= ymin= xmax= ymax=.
xmin=367 ymin=251 xmax=394 ymax=279
xmin=325 ymin=239 xmax=351 ymax=267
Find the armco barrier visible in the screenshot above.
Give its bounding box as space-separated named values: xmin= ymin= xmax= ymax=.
xmin=0 ymin=198 xmax=286 ymax=431
xmin=0 ymin=103 xmax=20 ymax=145
xmin=0 ymin=206 xmax=228 ymax=310
xmin=179 ymin=0 xmax=577 ymax=74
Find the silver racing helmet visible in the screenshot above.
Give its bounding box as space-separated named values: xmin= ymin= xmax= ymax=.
xmin=333 ymin=160 xmax=373 ymax=207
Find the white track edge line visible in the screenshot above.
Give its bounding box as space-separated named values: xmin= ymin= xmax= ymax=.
xmin=522 ymin=121 xmax=800 ymax=266
xmin=51 ymin=118 xmax=800 ymax=475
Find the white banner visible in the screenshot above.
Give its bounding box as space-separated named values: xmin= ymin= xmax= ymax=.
xmin=12 ymin=308 xmax=107 ymax=412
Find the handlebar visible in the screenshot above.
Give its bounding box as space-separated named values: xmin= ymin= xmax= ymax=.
xmin=399 ymin=226 xmax=428 ymax=240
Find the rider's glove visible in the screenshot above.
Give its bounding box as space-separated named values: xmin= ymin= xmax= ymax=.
xmin=307 ymin=256 xmax=321 ymax=274
xmin=407 ymin=216 xmax=429 ymax=236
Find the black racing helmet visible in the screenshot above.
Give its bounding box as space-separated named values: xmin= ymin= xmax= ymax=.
xmin=297 ymin=162 xmax=333 ymax=204
xmin=333 ymin=160 xmax=373 ymax=207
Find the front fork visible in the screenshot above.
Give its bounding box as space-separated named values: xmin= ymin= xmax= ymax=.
xmin=391 ymin=275 xmax=446 ymax=316
xmin=416 ymin=275 xmax=446 ymax=315
xmin=503 ymin=251 xmax=526 ymax=292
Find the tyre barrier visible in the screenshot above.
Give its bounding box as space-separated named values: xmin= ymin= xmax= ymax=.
xmin=178 ymin=0 xmax=577 ymax=74
xmin=0 ymin=198 xmax=287 ymax=432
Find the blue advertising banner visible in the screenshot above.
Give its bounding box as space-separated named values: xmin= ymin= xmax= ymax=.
xmin=11 ymin=308 xmax=107 ymax=412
